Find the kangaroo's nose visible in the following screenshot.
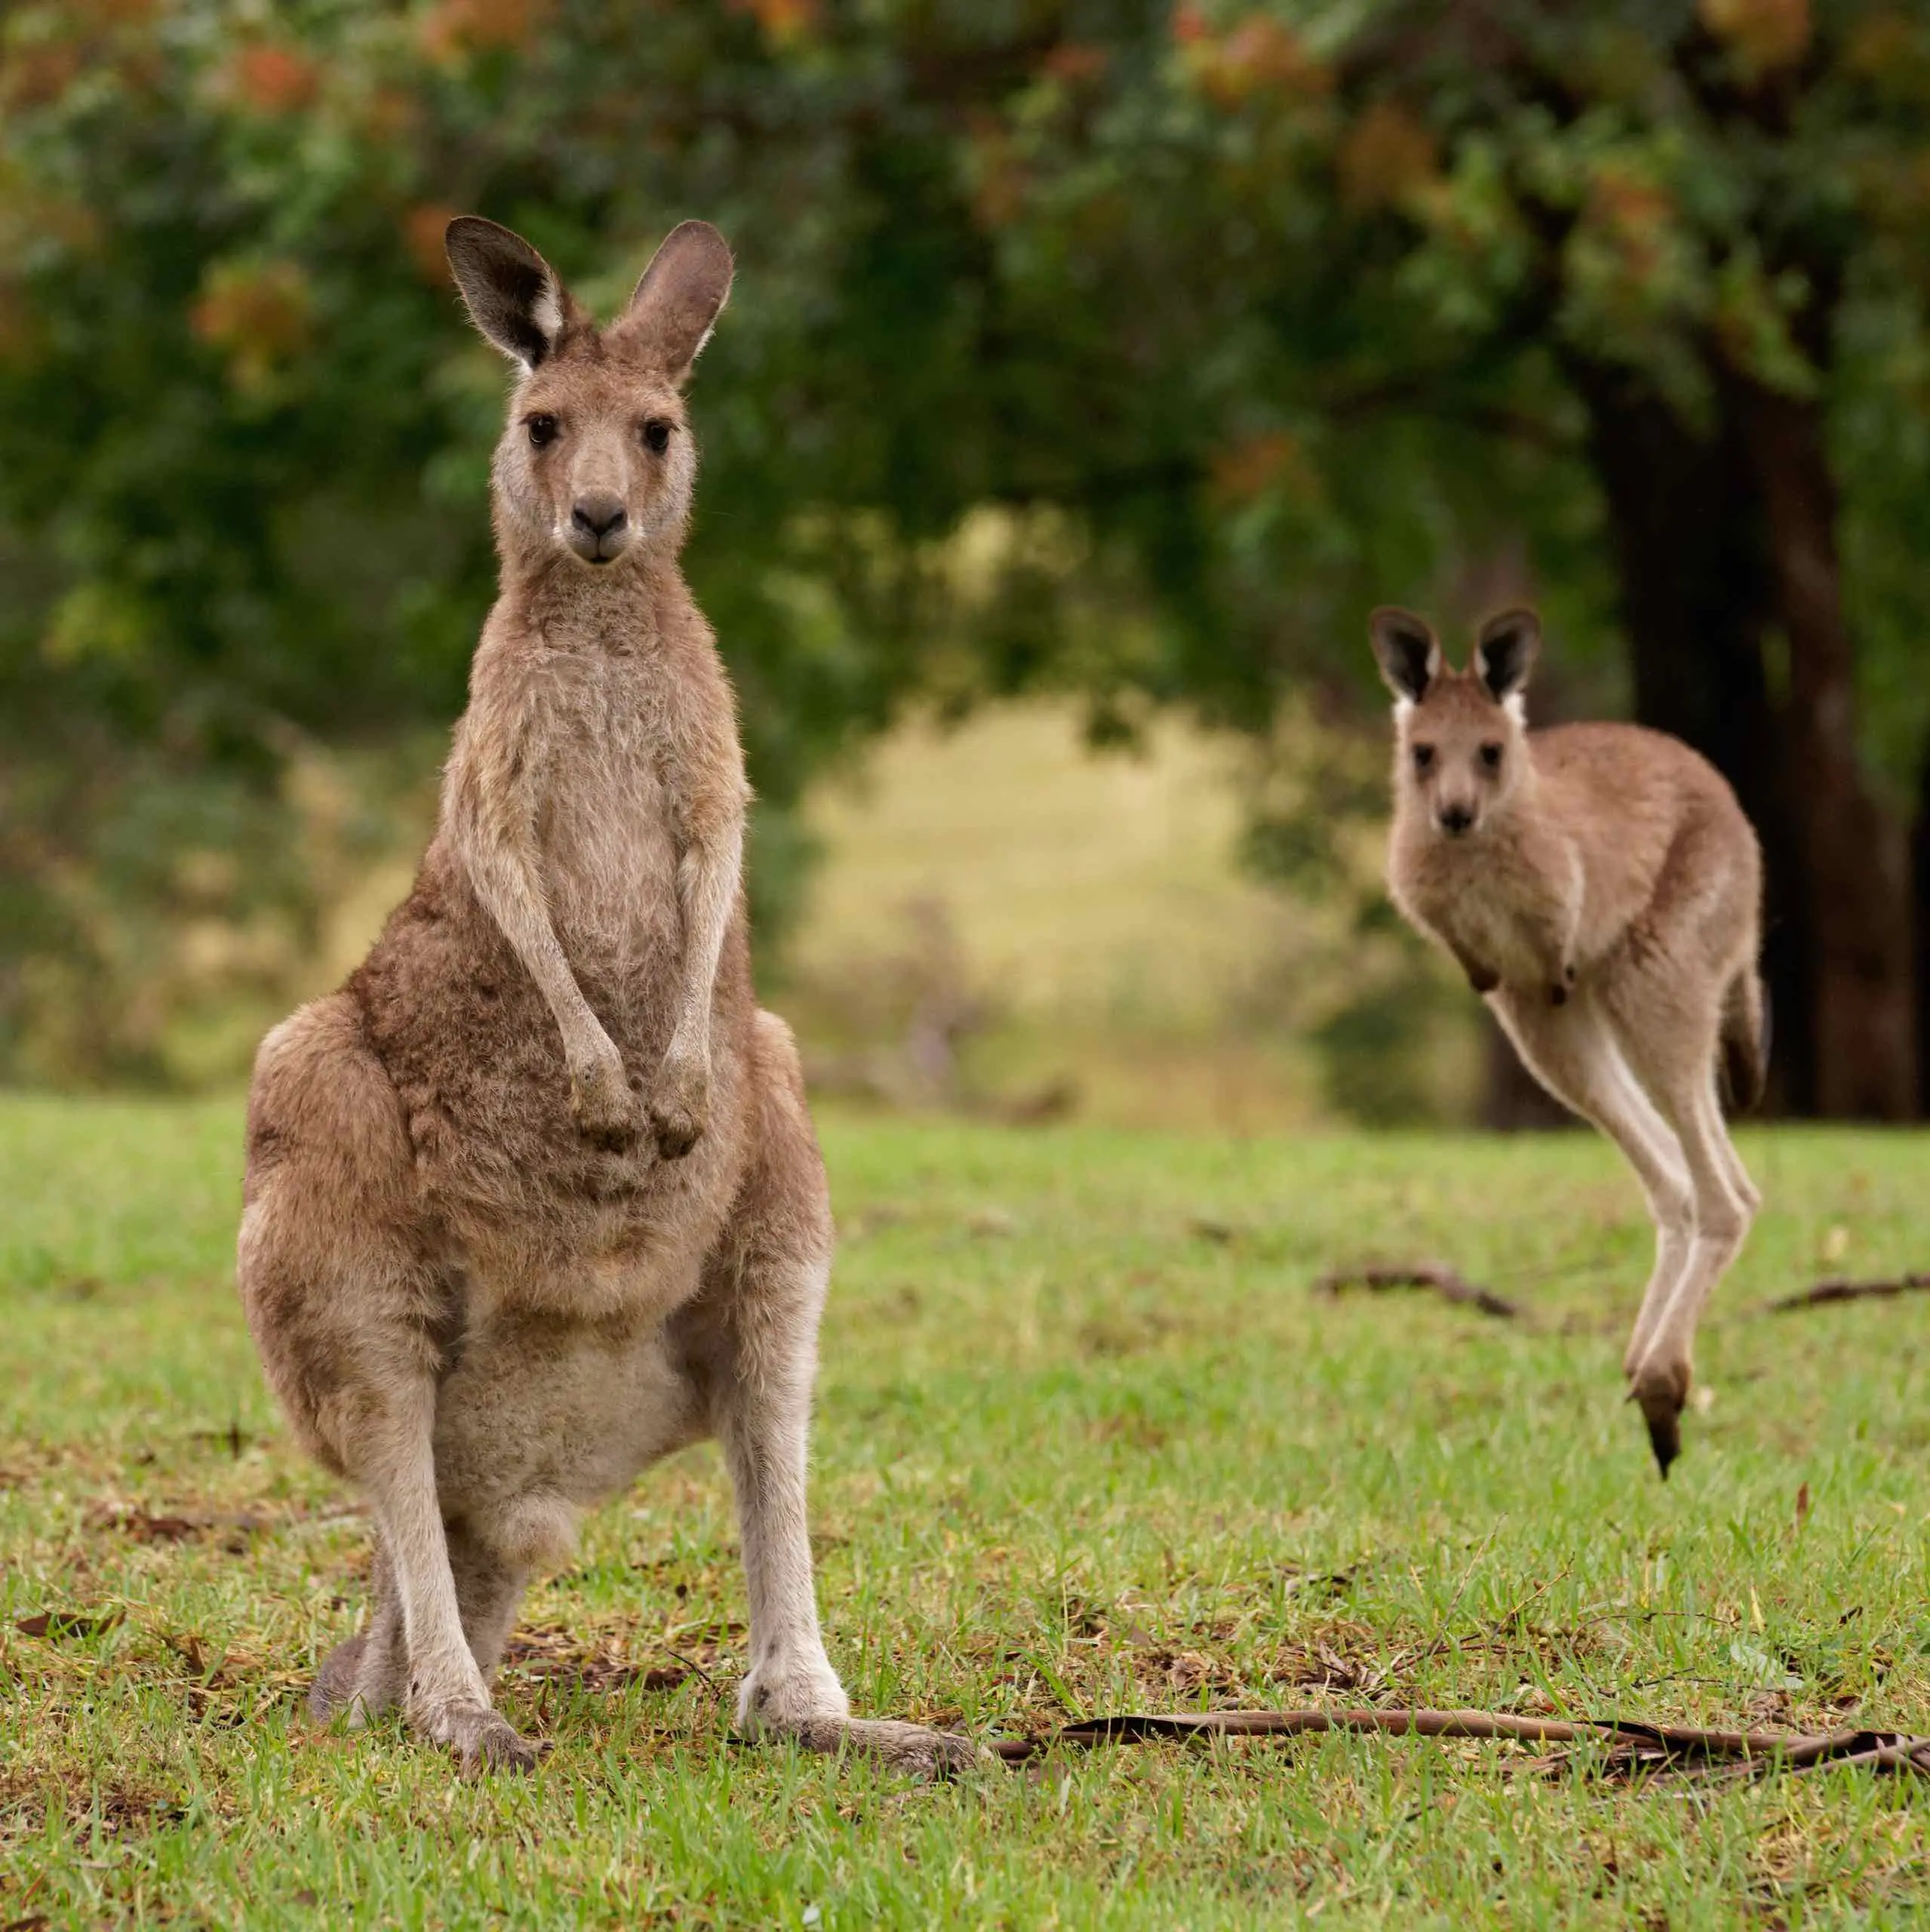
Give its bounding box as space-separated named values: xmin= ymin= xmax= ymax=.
xmin=1440 ymin=804 xmax=1474 ymax=835
xmin=571 ymin=494 xmax=628 ymax=540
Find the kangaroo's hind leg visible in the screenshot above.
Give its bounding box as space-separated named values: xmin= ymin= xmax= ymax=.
xmin=672 ymin=1014 xmax=980 ymax=1778
xmin=1492 ymin=988 xmax=1698 ymax=1401
xmin=1611 ymin=989 xmax=1758 ymax=1475
xmin=240 ymin=995 xmax=542 ymax=1772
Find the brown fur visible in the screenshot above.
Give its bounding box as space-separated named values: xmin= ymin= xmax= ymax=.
xmin=238 ymin=218 xmax=973 ymax=1775
xmin=1371 ymin=606 xmax=1766 ymax=1475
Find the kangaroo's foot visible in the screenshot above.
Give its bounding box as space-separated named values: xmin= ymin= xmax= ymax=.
xmin=736 ymin=1654 xmax=983 ymax=1779
xmin=804 ymin=1716 xmax=986 ymax=1779
xmin=1627 ymin=1355 xmax=1691 ymax=1479
xmin=417 ymin=1695 xmax=549 ymax=1774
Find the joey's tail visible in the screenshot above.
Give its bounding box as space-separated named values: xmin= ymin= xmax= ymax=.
xmin=1718 ymin=967 xmax=1769 ymax=1114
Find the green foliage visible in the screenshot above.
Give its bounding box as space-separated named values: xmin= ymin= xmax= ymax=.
xmin=4 ymin=1 xmax=1930 ymax=1085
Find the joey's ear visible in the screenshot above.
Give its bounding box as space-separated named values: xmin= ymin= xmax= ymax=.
xmin=1369 ymin=606 xmax=1442 ymax=703
xmin=446 ymin=217 xmax=567 ymax=370
xmin=612 ymin=220 xmax=734 ymax=382
xmin=1475 ymin=608 xmax=1542 ymax=701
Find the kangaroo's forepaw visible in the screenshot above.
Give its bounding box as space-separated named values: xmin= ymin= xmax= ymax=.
xmin=1466 ymin=964 xmax=1500 ymax=995
xmin=570 ymin=1055 xmax=643 ymax=1151
xmin=648 ymin=1051 xmax=710 ymax=1161
xmin=421 ymin=1699 xmax=549 ymax=1774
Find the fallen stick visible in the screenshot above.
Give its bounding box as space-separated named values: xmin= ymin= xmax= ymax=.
xmin=1314 ymin=1266 xmax=1521 ymax=1321
xmin=989 ymin=1706 xmax=1930 ymax=1780
xmin=1763 ymin=1273 xmax=1930 ymax=1313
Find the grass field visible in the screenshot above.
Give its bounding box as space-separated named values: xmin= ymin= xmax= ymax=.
xmin=2 ymin=1097 xmax=1927 ymax=1928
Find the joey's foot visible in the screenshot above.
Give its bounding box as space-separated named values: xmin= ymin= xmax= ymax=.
xmin=1627 ymin=1359 xmax=1690 ymax=1479
xmin=1465 ymin=964 xmax=1500 ymax=995
xmin=311 ymin=1629 xmax=404 ymax=1728
xmin=419 ymin=1697 xmax=549 ymax=1774
xmin=648 ymin=1050 xmax=710 ymax=1161
xmin=309 ymin=1633 xmax=367 ymax=1722
xmin=570 ymin=1054 xmax=644 ymax=1151
xmin=1549 ymin=961 xmax=1578 ymax=1006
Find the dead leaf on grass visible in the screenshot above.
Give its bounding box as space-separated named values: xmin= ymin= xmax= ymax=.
xmin=14 ymin=1611 xmax=123 ymax=1640
xmin=499 ymin=1623 xmax=697 ymax=1695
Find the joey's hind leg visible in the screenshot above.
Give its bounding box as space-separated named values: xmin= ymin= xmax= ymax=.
xmin=447 ymin=1522 xmax=530 ymax=1684
xmin=1492 ymin=992 xmax=1696 ymax=1402
xmin=312 ymin=1543 xmax=406 ymax=1726
xmin=1615 ymin=1012 xmax=1758 ymax=1475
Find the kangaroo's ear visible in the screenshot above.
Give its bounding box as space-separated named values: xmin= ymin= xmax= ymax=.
xmin=1475 ymin=608 xmax=1542 ymax=701
xmin=612 ymin=220 xmax=734 ymax=383
xmin=445 ymin=217 xmax=567 ymax=370
xmin=1369 ymin=607 xmax=1442 ymax=703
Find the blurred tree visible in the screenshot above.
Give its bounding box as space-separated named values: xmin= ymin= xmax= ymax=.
xmin=1 ymin=0 xmax=1925 ymax=1116
xmin=976 ymin=0 xmax=1930 ymax=1116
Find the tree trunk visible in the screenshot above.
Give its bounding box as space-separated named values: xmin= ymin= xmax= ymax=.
xmin=1913 ymin=732 xmax=1930 ymax=1114
xmin=1566 ymin=358 xmax=1806 ymax=1110
xmin=1566 ymin=358 xmax=1917 ymax=1119
xmin=1728 ymin=374 xmax=1916 ymax=1119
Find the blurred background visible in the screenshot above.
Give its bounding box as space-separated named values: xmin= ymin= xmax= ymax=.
xmin=1 ymin=0 xmax=1926 ymax=1129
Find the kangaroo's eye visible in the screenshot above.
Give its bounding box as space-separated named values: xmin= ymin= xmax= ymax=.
xmin=527 ymin=414 xmax=559 ymax=449
xmin=1412 ymin=744 xmax=1435 ymax=772
xmin=641 ymin=418 xmax=672 ymax=454
xmin=1480 ymin=742 xmax=1503 ymax=770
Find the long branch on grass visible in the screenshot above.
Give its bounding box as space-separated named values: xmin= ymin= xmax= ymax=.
xmin=1314 ymin=1264 xmax=1522 ymax=1321
xmin=1763 ymin=1272 xmax=1930 ymax=1313
xmin=989 ymin=1707 xmax=1930 ymax=1782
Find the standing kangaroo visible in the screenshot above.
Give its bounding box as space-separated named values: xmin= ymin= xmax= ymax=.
xmin=238 ymin=217 xmax=972 ymax=1775
xmin=1370 ymin=606 xmax=1766 ymax=1475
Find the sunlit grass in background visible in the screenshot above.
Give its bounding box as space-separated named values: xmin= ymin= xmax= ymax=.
xmin=787 ymin=703 xmax=1478 ymax=1132
xmin=2 ymin=1097 xmax=1926 ymax=1927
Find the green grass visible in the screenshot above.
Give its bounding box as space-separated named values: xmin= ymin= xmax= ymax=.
xmin=2 ymin=1097 xmax=1927 ymax=1928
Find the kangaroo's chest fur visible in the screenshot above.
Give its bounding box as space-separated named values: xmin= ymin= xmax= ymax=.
xmin=349 ymin=601 xmax=754 ymax=1305
xmin=1392 ymin=806 xmax=1580 ymax=989
xmin=529 ymin=641 xmax=684 ymax=982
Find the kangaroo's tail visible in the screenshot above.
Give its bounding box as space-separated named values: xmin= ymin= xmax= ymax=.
xmin=1718 ymin=966 xmax=1769 ymax=1114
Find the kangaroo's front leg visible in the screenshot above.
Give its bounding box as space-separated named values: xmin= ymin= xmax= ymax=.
xmin=447 ymin=696 xmax=642 ymax=1148
xmin=651 ymin=727 xmax=748 ymax=1158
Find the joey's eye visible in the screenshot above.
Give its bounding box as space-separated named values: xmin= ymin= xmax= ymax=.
xmin=1480 ymin=742 xmax=1503 ymax=771
xmin=641 ymin=418 xmax=672 ymax=454
xmin=527 ymin=414 xmax=559 ymax=449
xmin=1412 ymin=744 xmax=1435 ymax=772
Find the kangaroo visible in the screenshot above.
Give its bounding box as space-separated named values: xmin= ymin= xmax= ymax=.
xmin=237 ymin=217 xmax=973 ymax=1775
xmin=1370 ymin=606 xmax=1766 ymax=1475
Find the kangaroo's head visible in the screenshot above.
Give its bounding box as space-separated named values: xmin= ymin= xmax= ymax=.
xmin=1369 ymin=606 xmax=1541 ymax=839
xmin=445 ymin=216 xmax=734 ymax=571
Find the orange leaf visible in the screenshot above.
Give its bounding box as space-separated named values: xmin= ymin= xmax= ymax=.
xmin=232 ymin=45 xmax=318 ymax=114
xmin=1338 ymin=101 xmax=1440 ymax=214
xmin=1698 ymin=0 xmax=1811 ymax=77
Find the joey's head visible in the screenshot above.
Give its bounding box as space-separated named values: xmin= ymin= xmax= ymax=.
xmin=1369 ymin=606 xmax=1541 ymax=839
xmin=445 ymin=216 xmax=734 ymax=571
